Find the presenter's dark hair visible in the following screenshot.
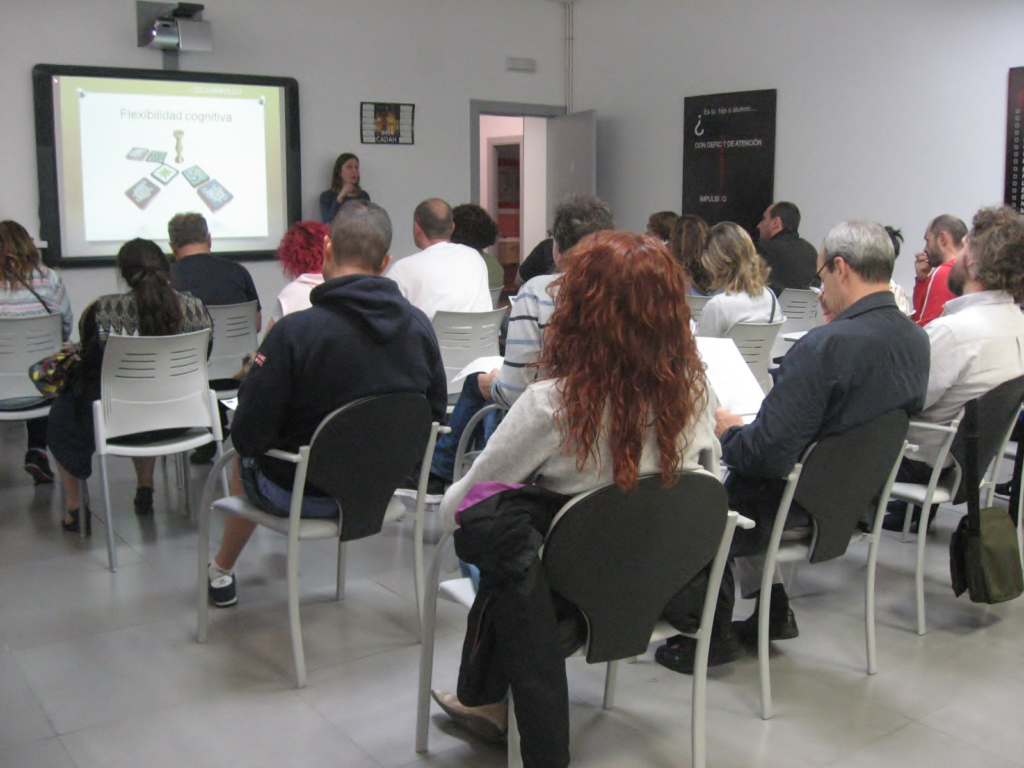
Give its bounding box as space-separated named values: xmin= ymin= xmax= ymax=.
xmin=770 ymin=202 xmax=801 ymax=233
xmin=330 ymin=153 xmax=359 ymax=193
xmin=541 ymin=230 xmax=706 ymax=491
xmin=0 ymin=220 xmax=43 ymax=288
xmin=329 ymin=201 xmax=392 ymax=272
xmin=451 ymin=204 xmax=499 ymax=252
xmin=551 ymin=194 xmax=614 ymax=254
xmin=670 ymin=214 xmax=712 ymax=293
xmin=969 ymin=206 xmax=1024 ymax=304
xmin=414 ymin=198 xmax=454 ymax=240
xmin=117 ymin=239 xmax=182 ymax=336
xmin=277 ymin=220 xmax=330 ymax=279
xmin=928 ymin=214 xmax=968 ymax=246
xmin=167 ymin=213 xmax=210 ymax=251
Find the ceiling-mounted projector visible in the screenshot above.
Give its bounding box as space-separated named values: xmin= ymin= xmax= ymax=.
xmin=137 ymin=2 xmax=212 ymax=52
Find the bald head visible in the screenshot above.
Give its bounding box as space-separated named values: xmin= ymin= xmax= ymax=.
xmin=413 ymin=198 xmax=454 ymax=246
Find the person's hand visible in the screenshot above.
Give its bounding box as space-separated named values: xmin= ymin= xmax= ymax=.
xmin=337 ymin=181 xmax=360 ymax=201
xmin=818 ymin=290 xmax=835 ymax=324
xmin=714 ymin=407 xmax=744 ymax=438
xmin=477 ymin=369 xmax=500 ymax=401
xmin=914 ymin=251 xmax=931 ymax=280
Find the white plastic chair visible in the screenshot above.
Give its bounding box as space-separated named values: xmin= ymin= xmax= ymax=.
xmin=687 ymin=294 xmax=711 ymax=322
xmin=415 ymin=473 xmax=753 ymax=768
xmin=205 ymin=301 xmax=258 ymax=398
xmin=196 ymin=393 xmax=441 ymax=688
xmin=752 ymin=410 xmax=909 ymax=719
xmin=777 ymin=289 xmax=821 ymax=333
xmin=431 ymin=309 xmax=506 ymax=403
xmin=490 ymin=286 xmax=503 ymax=308
xmin=0 ymin=313 xmax=62 ymax=420
xmin=93 ymin=330 xmax=222 ymax=571
xmin=726 ymin=319 xmax=785 ymax=394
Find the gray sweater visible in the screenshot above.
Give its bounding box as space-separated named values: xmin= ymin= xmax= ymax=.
xmin=439 ymin=378 xmax=721 ymax=531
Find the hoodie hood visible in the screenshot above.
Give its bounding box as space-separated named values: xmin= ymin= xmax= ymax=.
xmin=309 ymin=273 xmax=412 ymax=343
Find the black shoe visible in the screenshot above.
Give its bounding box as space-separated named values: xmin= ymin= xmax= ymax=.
xmin=655 ymin=628 xmax=742 ymax=675
xmin=190 ymin=442 xmax=217 ymax=465
xmin=208 ymin=570 xmax=238 ymax=607
xmin=394 ymin=471 xmax=447 ymax=504
xmin=995 ymin=481 xmax=1014 ymax=499
xmin=882 ymin=502 xmax=937 ymax=534
xmin=732 ymin=584 xmax=799 ymax=646
xmin=62 ymin=507 xmax=92 ymax=535
xmin=134 ymin=486 xmax=154 ymax=516
xmin=24 ymin=449 xmax=54 ymax=484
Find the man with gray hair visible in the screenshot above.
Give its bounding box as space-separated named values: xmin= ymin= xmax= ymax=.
xmin=885 ymin=206 xmax=1024 ymax=531
xmin=385 ymin=197 xmax=491 ymax=320
xmin=656 ymin=219 xmax=929 ymax=675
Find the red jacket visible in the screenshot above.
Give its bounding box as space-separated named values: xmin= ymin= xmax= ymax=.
xmin=912 ymin=260 xmax=956 ymax=327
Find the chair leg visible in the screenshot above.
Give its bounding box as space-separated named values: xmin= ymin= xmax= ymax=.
xmin=97 ymin=456 xmax=118 ymax=572
xmin=287 ymin=543 xmax=307 ymax=688
xmin=602 ymin=660 xmax=618 ymax=710
xmin=508 ymin=692 xmax=522 ymax=768
xmin=901 ymin=503 xmax=915 ymax=544
xmin=79 ymin=480 xmax=90 ymax=541
xmin=415 ymin=538 xmax=448 ymax=753
xmin=915 ymin=509 xmax=930 ymax=636
xmin=865 ymin=535 xmax=879 ymax=675
xmin=182 ymin=452 xmax=193 ymax=517
xmin=758 ymin=560 xmax=775 ymax=720
xmin=336 ymin=541 xmax=347 ymax=601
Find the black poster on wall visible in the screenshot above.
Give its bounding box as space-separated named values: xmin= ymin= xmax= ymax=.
xmin=683 ymin=89 xmax=776 ymax=235
xmin=1005 ymin=68 xmax=1024 ymax=214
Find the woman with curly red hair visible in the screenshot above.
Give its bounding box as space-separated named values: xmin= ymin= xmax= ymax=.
xmin=267 ymin=220 xmax=330 ymax=333
xmin=433 ymin=230 xmax=720 ymax=745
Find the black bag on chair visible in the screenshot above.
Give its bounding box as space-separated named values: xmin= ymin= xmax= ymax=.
xmin=950 ymin=399 xmax=1024 ymax=603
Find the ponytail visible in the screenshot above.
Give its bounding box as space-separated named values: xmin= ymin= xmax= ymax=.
xmin=116 ymin=239 xmax=182 ymax=336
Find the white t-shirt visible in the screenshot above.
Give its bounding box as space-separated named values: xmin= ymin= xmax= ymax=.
xmin=270 ymin=273 xmax=325 ymax=322
xmin=384 ymin=241 xmax=491 ymax=320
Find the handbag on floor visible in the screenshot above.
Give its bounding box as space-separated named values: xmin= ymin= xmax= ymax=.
xmin=28 ymin=344 xmax=82 ymax=398
xmin=949 ymin=398 xmax=1024 ymax=603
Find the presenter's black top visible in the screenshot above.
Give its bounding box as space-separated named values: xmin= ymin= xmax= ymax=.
xmin=319 ymin=189 xmax=371 ymax=224
xmin=756 ymin=230 xmax=820 ymax=297
xmin=170 ymin=252 xmax=261 ymax=310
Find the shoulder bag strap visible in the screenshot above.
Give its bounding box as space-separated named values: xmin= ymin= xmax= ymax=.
xmin=963 ymin=399 xmax=982 ymax=535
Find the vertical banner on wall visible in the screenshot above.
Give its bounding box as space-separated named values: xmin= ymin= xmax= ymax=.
xmin=683 ymin=89 xmax=776 ymax=235
xmin=1005 ymin=67 xmax=1024 ymax=214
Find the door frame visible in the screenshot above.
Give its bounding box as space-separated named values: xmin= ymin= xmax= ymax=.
xmin=469 ymin=99 xmax=565 ymax=205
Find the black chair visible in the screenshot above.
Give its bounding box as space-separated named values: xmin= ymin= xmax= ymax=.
xmin=415 ymin=472 xmax=753 ymax=768
xmin=197 ymin=393 xmax=440 ymax=688
xmin=889 ymin=374 xmax=1024 ymax=634
xmin=754 ymin=409 xmax=909 ymax=719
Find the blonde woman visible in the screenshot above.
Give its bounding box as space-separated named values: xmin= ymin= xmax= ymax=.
xmin=697 ymin=221 xmax=780 ymax=337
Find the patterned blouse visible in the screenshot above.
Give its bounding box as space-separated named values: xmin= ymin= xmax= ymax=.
xmin=0 ymin=266 xmax=73 ymax=341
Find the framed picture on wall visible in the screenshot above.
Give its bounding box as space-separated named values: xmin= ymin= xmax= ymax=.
xmin=361 ymin=102 xmax=414 ymax=145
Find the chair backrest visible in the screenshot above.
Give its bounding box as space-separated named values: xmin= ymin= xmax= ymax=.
xmin=205 ymin=301 xmax=259 ymax=380
xmin=98 ymin=330 xmax=213 ymax=441
xmin=726 ymin=319 xmax=784 ymax=392
xmin=687 ymin=294 xmax=711 ymax=322
xmin=948 ymin=375 xmax=1024 ymax=505
xmin=305 ymin=392 xmax=434 ymax=542
xmin=541 ymin=472 xmax=729 ymax=664
xmin=0 ymin=314 xmax=63 ymax=401
xmin=777 ymin=289 xmax=821 ymax=332
xmin=489 ymin=286 xmax=503 ymax=308
xmin=431 ymin=309 xmax=506 ymax=395
xmin=793 ymin=409 xmax=910 ymax=563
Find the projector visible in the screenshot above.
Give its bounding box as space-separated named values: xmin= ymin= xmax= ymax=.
xmin=137 ymin=2 xmax=212 ymax=52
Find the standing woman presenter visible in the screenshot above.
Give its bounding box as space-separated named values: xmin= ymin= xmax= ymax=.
xmin=319 ymin=153 xmax=370 ymax=223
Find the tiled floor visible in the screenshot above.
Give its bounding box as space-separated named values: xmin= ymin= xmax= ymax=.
xmin=2 ymin=420 xmax=1023 ymax=768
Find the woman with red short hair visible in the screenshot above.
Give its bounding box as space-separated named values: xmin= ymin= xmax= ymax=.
xmin=433 ymin=230 xmax=720 ymax=748
xmin=266 ymin=220 xmax=330 ymax=333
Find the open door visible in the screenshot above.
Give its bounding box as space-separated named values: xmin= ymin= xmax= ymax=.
xmin=545 ymin=110 xmax=597 ymax=222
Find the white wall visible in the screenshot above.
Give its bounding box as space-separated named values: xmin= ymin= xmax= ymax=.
xmin=572 ymin=0 xmax=1024 ymax=290
xmin=0 ymin=0 xmax=564 ymax=320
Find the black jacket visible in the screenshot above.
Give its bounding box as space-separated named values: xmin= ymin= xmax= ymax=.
xmin=232 ymin=274 xmax=447 ymax=492
xmin=757 ymin=230 xmax=819 ymax=296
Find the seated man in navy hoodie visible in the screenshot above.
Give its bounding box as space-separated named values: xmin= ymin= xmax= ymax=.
xmin=207 ymin=201 xmax=447 ymax=607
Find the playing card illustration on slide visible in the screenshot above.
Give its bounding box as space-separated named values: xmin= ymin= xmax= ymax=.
xmin=126 ymin=147 xmax=148 ymax=161
xmin=182 ymin=165 xmax=210 ymax=188
xmin=197 ymin=179 xmax=233 ymax=212
xmin=151 ymin=164 xmax=179 ymax=185
xmin=125 ymin=178 xmax=160 ymax=209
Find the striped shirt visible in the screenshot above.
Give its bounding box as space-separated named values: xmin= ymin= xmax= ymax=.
xmin=0 ymin=267 xmax=73 ymax=341
xmin=491 ymin=273 xmax=559 ymax=409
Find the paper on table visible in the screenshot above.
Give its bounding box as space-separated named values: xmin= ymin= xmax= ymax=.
xmin=783 ymin=330 xmax=808 ymax=342
xmin=452 ymin=356 xmax=505 ymax=384
xmin=221 ymin=397 xmax=238 ymax=411
xmin=695 ymin=337 xmax=764 ymax=423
